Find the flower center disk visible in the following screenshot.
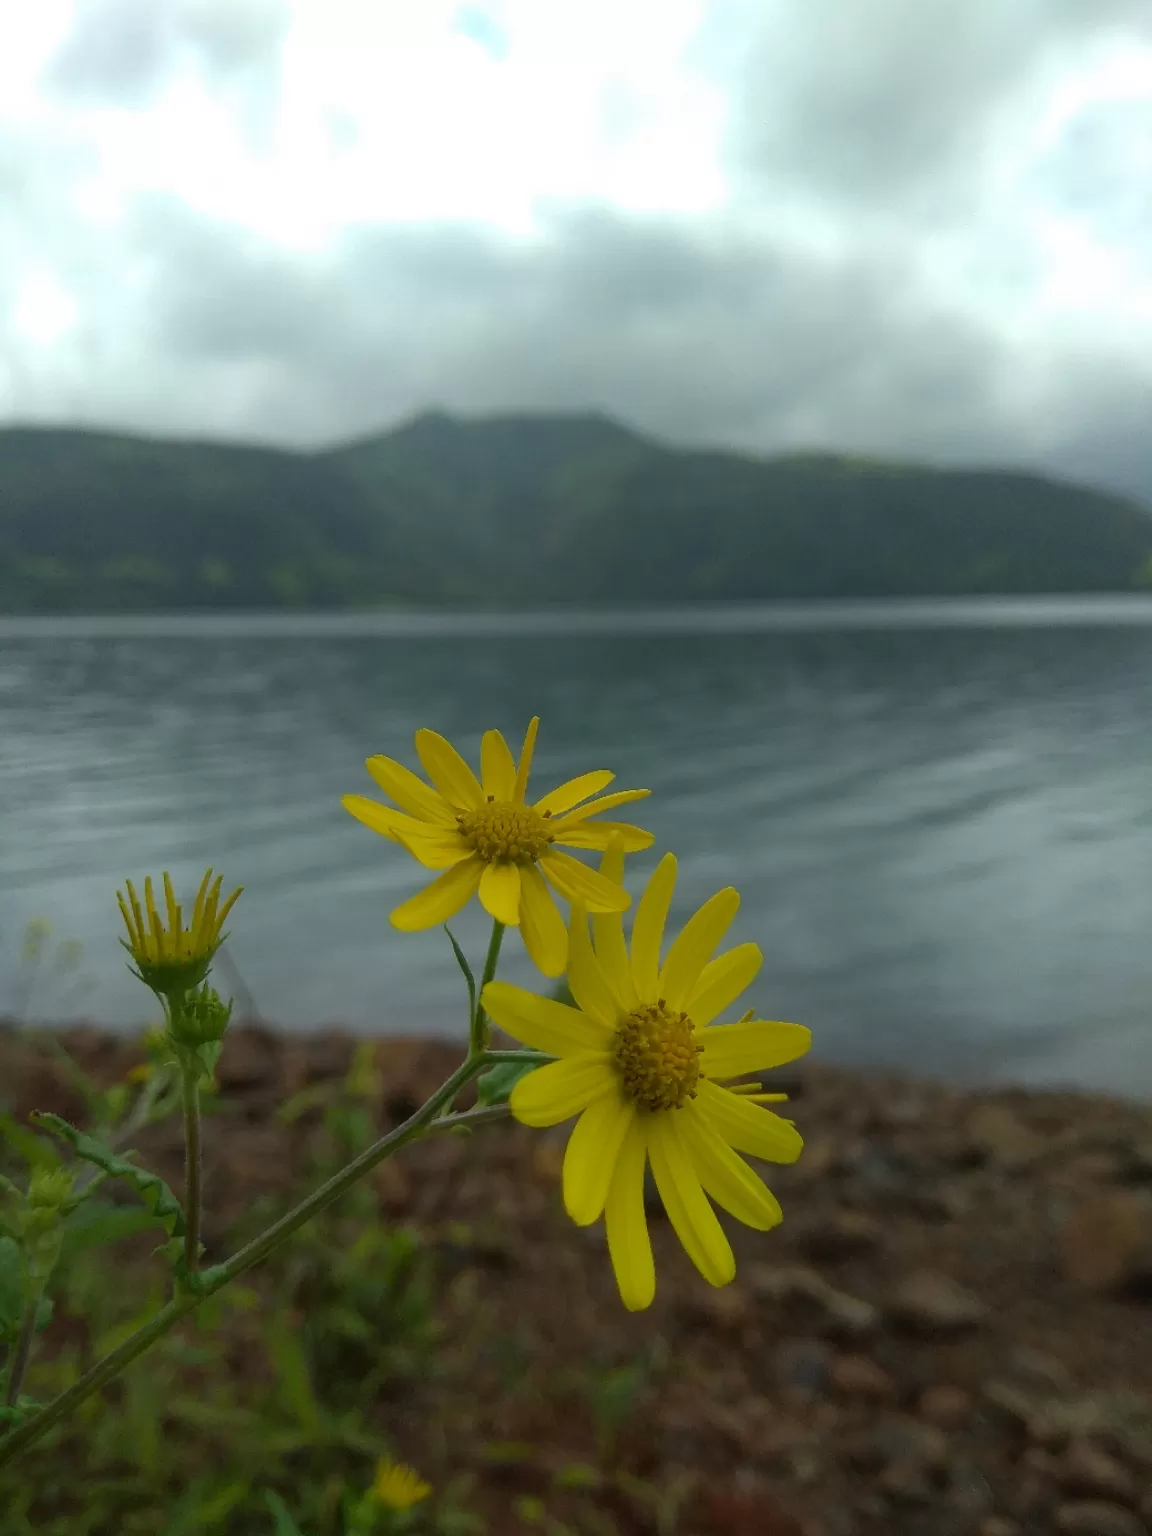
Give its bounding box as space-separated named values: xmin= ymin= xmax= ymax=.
xmin=613 ymin=1000 xmax=702 ymax=1112
xmin=457 ymin=800 xmax=553 ymax=864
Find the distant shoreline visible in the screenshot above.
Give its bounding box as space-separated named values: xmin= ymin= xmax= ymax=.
xmin=10 ymin=591 xmax=1152 ymax=636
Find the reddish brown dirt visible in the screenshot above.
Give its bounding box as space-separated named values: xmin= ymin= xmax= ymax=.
xmin=4 ymin=1020 xmax=1152 ymax=1536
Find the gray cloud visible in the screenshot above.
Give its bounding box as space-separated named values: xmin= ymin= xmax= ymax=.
xmin=4 ymin=0 xmax=1151 ymax=513
xmin=45 ymin=0 xmax=287 ymax=103
xmin=723 ymin=0 xmax=1152 ymax=220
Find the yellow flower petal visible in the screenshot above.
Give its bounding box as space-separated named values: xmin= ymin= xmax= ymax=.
xmin=343 ymin=794 xmax=407 ymax=841
xmin=540 ymin=849 xmax=630 ymax=912
xmin=593 ymin=842 xmax=638 ymax=1012
xmin=695 ymin=1079 xmax=804 ymax=1163
xmin=414 ymin=729 xmax=484 ymax=809
xmin=605 ymin=1116 xmax=655 ymax=1311
xmin=513 ymin=716 xmax=539 ymax=803
xmin=343 ymin=797 xmax=469 ymax=867
xmin=518 ymin=862 xmax=569 ymax=976
xmin=534 ymin=770 xmax=615 ymax=817
xmin=479 ymin=860 xmax=522 ymax=925
xmin=365 ymin=755 xmax=454 ymax=824
xmin=660 ymin=888 xmax=740 ymax=1013
xmin=553 ymin=821 xmax=655 ymax=853
xmin=697 ymin=1020 xmax=812 ymax=1079
xmin=567 ymin=906 xmax=621 ymax=1027
xmin=509 ymin=1053 xmax=616 ymax=1126
xmin=563 ymin=1090 xmax=635 ymax=1225
xmin=630 ymin=853 xmax=677 ymax=1000
xmin=480 ymin=980 xmax=613 ymax=1055
xmin=481 ymin=729 xmax=518 ymax=800
xmin=395 ymin=831 xmax=474 ymax=871
xmin=688 ymin=944 xmax=763 ymax=1027
xmin=550 ymin=788 xmax=651 ymax=828
xmin=679 ymin=1105 xmax=783 ymax=1230
xmin=647 ymin=1112 xmax=735 ymax=1288
xmin=390 ymin=856 xmax=483 ymax=931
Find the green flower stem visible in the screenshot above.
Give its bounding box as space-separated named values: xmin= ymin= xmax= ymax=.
xmin=180 ymin=1062 xmax=203 ymax=1277
xmin=470 ymin=919 xmax=506 ymax=1056
xmin=3 ymin=1298 xmax=40 ymax=1407
xmin=0 ymin=1049 xmax=498 ymax=1470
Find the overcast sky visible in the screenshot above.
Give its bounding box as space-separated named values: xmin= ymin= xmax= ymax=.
xmin=2 ymin=0 xmax=1150 ymax=503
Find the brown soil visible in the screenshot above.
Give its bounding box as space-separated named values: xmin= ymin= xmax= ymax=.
xmin=4 ymin=1020 xmax=1152 ymax=1536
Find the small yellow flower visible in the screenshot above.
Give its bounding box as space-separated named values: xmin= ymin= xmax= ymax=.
xmin=370 ymin=1455 xmax=432 ymax=1511
xmin=480 ymin=844 xmax=811 ymax=1311
xmin=117 ymin=869 xmax=242 ymax=997
xmin=343 ymin=717 xmax=653 ymax=975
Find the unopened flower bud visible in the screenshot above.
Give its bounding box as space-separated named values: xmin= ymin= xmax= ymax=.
xmin=168 ymin=984 xmax=233 ymax=1048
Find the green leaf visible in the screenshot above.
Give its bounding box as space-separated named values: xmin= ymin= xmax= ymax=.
xmin=28 ymin=1114 xmax=187 ymax=1252
xmin=56 ymin=1199 xmax=161 ymax=1269
xmin=266 ymin=1311 xmax=322 ymax=1434
xmin=0 ymin=1236 xmax=24 ymax=1340
xmin=263 ymin=1488 xmax=310 ymax=1536
xmin=476 ymin=1059 xmax=541 ymax=1107
xmin=34 ymin=1294 xmax=53 ymax=1333
xmin=0 ymin=1113 xmax=61 ymax=1171
xmin=444 ymin=925 xmax=477 ymax=1021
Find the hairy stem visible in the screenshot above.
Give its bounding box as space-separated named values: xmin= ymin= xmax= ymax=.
xmin=0 ymin=1049 xmax=497 ymax=1469
xmin=180 ymin=1065 xmax=203 ymax=1276
xmin=3 ymin=1301 xmax=39 ymax=1408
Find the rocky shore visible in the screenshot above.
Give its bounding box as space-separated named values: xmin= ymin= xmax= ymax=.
xmin=4 ymin=1020 xmax=1152 ymax=1536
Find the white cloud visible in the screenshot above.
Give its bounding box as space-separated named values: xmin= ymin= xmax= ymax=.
xmin=0 ymin=0 xmax=1149 ymax=506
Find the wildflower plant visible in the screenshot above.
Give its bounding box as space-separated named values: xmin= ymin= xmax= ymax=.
xmin=0 ymin=716 xmax=810 ymax=1523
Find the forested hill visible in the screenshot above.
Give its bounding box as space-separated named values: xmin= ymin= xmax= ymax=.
xmin=2 ymin=411 xmax=1151 ymax=612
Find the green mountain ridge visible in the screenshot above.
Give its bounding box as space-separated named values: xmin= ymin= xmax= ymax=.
xmin=1 ymin=411 xmax=1150 ymax=612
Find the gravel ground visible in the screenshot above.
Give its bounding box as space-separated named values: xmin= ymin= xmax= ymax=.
xmin=4 ymin=1020 xmax=1152 ymax=1536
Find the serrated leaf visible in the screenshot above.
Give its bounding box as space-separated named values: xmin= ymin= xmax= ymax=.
xmin=28 ymin=1113 xmax=186 ymax=1249
xmin=476 ymin=1059 xmax=541 ymax=1107
xmin=444 ymin=925 xmax=477 ymax=1019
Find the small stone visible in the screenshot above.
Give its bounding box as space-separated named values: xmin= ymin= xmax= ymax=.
xmin=682 ymin=1283 xmax=753 ymax=1331
xmin=772 ymin=1337 xmax=832 ymax=1400
xmin=847 ymin=1415 xmax=949 ymax=1474
xmin=874 ymin=1461 xmax=933 ymax=1505
xmin=982 ymin=1380 xmax=1036 ymax=1429
xmin=749 ymin=1264 xmax=880 ymax=1337
xmin=800 ymin=1209 xmax=882 ymax=1262
xmin=829 ymin=1354 xmax=897 ymax=1402
xmin=1060 ymin=1440 xmax=1138 ymax=1506
xmin=1055 ymin=1500 xmax=1146 ymax=1536
xmin=792 ymin=1133 xmax=839 ymax=1182
xmin=1057 ymin=1191 xmax=1152 ymax=1294
xmin=967 ymin=1103 xmax=1047 ymax=1168
xmin=918 ymin=1384 xmax=973 ymax=1429
xmin=887 ymin=1269 xmax=989 ymax=1333
xmin=1022 ymin=1445 xmax=1066 ymax=1479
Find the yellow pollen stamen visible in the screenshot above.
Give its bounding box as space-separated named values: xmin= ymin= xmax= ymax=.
xmin=612 ymin=1000 xmax=703 ymax=1112
xmin=457 ymin=800 xmax=553 ymax=864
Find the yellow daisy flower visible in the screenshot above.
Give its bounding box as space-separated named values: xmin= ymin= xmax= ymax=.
xmin=370 ymin=1455 xmax=432 ymax=1511
xmin=343 ymin=717 xmax=653 ymax=976
xmin=480 ymin=846 xmax=811 ymax=1310
xmin=117 ymin=869 xmax=242 ymax=997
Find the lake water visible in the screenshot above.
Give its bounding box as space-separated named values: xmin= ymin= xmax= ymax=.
xmin=3 ymin=599 xmax=1152 ymax=1099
